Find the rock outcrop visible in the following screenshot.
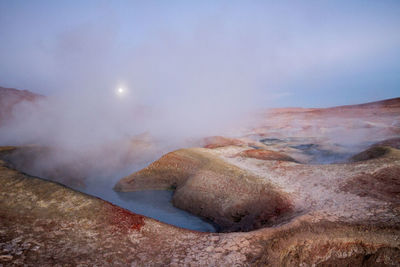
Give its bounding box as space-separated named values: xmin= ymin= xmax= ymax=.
xmin=115 ymin=148 xmax=294 ymax=232
xmin=203 ymin=136 xmax=246 ymax=148
xmin=349 ymin=138 xmax=400 ymax=162
xmin=203 ymin=136 xmax=267 ymax=149
xmin=371 ymin=137 xmax=400 ymax=149
xmin=2 ymin=158 xmax=400 ymax=266
xmin=235 ymin=149 xmax=297 ymax=162
xmin=340 ymin=165 xmax=400 ymax=204
xmin=115 ymin=138 xmax=400 ymax=234
xmin=349 ymin=145 xmax=397 ymax=162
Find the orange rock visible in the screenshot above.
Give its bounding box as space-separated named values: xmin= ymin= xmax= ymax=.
xmin=373 ymin=137 xmax=400 ymax=149
xmin=237 ymin=149 xmax=297 ymax=162
xmin=203 ymin=136 xmax=246 ymax=148
xmin=115 ymin=148 xmax=294 ymax=232
xmin=340 ymin=166 xmax=400 ymax=203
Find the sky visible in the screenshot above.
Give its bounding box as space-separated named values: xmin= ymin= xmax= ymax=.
xmin=0 ymin=0 xmax=400 ymax=109
xmin=0 ymin=1 xmax=399 ymax=187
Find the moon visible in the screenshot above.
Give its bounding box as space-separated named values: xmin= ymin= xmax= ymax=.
xmin=116 ymin=87 xmax=126 ymax=97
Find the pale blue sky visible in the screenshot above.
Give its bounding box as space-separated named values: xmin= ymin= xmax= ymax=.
xmin=0 ymin=0 xmax=399 ymax=108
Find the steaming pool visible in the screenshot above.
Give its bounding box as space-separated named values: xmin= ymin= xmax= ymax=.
xmin=81 ymin=179 xmax=217 ymax=233
xmin=1 ymin=149 xmax=217 ymax=233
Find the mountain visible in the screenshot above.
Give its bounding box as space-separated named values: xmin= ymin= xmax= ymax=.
xmin=0 ymin=86 xmax=43 ymax=124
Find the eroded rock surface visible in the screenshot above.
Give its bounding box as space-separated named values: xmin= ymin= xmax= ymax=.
xmin=116 ymin=142 xmax=400 ymax=227
xmin=203 ymin=136 xmax=247 ymax=148
xmin=246 ymin=97 xmax=400 ymax=164
xmin=235 ymin=149 xmax=296 ymax=162
xmin=340 ymin=165 xmax=400 ymax=204
xmin=203 ymin=136 xmax=267 ymax=149
xmin=1 ymin=160 xmax=400 ymax=266
xmin=115 ymin=148 xmax=294 ymax=232
xmin=373 ymin=137 xmax=400 ymax=149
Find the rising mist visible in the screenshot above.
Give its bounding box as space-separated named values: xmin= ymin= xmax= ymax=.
xmin=0 ymin=1 xmax=400 ymax=185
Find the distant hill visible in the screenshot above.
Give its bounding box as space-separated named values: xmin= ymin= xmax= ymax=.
xmin=0 ymin=86 xmax=44 ymax=124
xmin=267 ymin=97 xmax=400 ymax=115
xmin=327 ymin=97 xmax=400 ymax=110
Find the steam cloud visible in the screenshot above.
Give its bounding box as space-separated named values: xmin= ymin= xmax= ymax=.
xmin=0 ymin=1 xmax=399 ymax=185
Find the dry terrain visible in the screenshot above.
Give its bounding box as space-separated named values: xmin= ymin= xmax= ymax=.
xmin=1 ymin=97 xmax=400 ymax=266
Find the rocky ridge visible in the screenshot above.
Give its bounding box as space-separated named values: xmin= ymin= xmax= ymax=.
xmin=1 ymin=156 xmax=400 ymax=266
xmin=115 ymin=148 xmax=294 ymax=232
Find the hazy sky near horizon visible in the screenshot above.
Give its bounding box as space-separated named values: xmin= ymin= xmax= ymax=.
xmin=0 ymin=0 xmax=400 ymax=108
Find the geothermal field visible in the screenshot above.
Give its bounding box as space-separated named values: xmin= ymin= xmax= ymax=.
xmin=1 ymin=1 xmax=400 ymax=266
xmin=1 ymin=87 xmax=400 ymax=266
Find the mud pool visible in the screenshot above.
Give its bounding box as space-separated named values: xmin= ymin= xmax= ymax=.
xmin=0 ymin=150 xmax=217 ymax=233
xmin=81 ymin=177 xmax=217 ymax=233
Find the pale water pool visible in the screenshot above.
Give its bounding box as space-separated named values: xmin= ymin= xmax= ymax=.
xmin=81 ymin=173 xmax=217 ymax=233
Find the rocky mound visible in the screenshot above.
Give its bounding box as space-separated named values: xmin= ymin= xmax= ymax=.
xmin=115 ymin=139 xmax=400 ymax=234
xmin=202 ymin=136 xmax=267 ymax=149
xmin=2 ymin=159 xmax=400 ymax=266
xmin=115 ymin=148 xmax=294 ymax=232
xmin=349 ymin=138 xmax=400 ymax=162
xmin=340 ymin=165 xmax=400 ymax=203
xmin=372 ymin=137 xmax=400 ymax=149
xmin=203 ymin=136 xmax=247 ymax=148
xmin=115 ymin=148 xmax=206 ymax=191
xmin=349 ymin=146 xmax=393 ymax=162
xmin=235 ymin=149 xmax=296 ymax=162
